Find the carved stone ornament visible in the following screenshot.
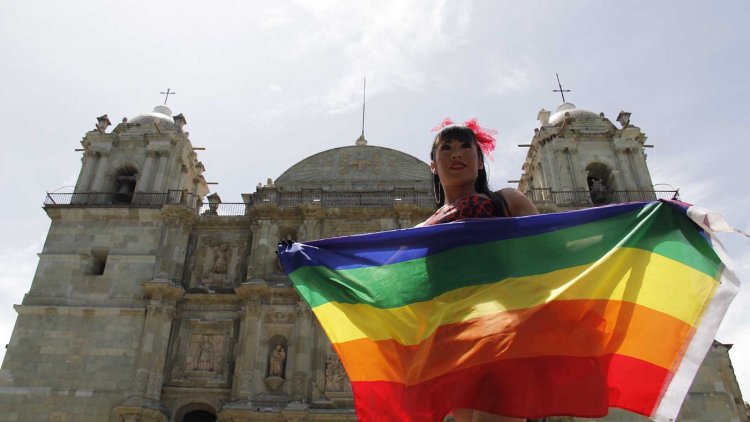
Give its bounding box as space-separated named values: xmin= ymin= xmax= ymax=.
xmin=242 ymin=300 xmax=261 ymax=318
xmin=200 ymin=243 xmax=231 ymax=288
xmin=142 ymin=279 xmax=185 ymax=303
xmin=239 ymin=370 xmax=255 ymax=395
xmin=264 ymin=375 xmax=285 ymax=393
xmin=295 ymin=301 xmax=311 ymax=318
xmin=265 ymin=310 xmax=294 ymax=324
xmin=291 ymin=371 xmax=307 ymax=401
xmin=133 ymin=368 xmax=150 ymax=393
xmin=324 ymin=348 xmax=350 ymax=392
xmin=146 ymin=371 xmax=164 ymax=399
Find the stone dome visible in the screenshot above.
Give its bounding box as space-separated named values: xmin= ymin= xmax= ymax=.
xmin=548 ymin=102 xmax=600 ymax=125
xmin=127 ymin=105 xmax=180 ymax=132
xmin=275 ymin=145 xmax=432 ymax=190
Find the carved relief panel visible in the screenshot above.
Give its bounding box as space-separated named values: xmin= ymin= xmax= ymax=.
xmin=324 ymin=344 xmax=351 ymax=394
xmin=187 ymin=232 xmax=248 ymax=290
xmin=313 ymin=329 xmax=353 ymax=408
xmin=165 ymin=317 xmax=238 ymax=388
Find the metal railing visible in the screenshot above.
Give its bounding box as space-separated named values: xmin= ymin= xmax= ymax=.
xmin=199 ymin=203 xmax=249 ymax=216
xmin=45 ymin=189 xmax=435 ymax=216
xmin=199 ymin=189 xmax=436 ymax=216
xmin=526 ymin=188 xmax=679 ymax=208
xmin=44 ymin=190 xmax=200 ymax=209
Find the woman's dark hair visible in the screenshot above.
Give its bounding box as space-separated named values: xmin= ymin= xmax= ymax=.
xmin=431 ymin=125 xmax=508 ymax=215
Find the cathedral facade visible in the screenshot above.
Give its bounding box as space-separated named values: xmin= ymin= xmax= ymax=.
xmin=0 ymin=103 xmax=745 ymax=422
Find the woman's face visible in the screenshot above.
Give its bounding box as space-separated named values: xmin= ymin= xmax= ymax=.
xmin=431 ymin=138 xmax=483 ymax=190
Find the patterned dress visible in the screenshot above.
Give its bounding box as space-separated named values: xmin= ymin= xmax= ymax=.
xmin=420 ymin=194 xmax=507 ymax=226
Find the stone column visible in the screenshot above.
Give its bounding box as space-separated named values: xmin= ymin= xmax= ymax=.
xmin=611 ymin=140 xmax=635 ymax=191
xmin=90 ymin=152 xmax=111 ymax=191
xmin=626 ymin=149 xmax=643 ymax=189
xmin=299 ymin=205 xmax=324 ymax=242
xmin=290 ymin=301 xmax=313 ymax=405
xmin=137 ymin=152 xmax=157 ymax=193
xmin=543 ymin=145 xmax=562 ymax=191
xmin=248 ymin=217 xmax=273 ymax=279
xmin=232 ymin=283 xmax=264 ymax=402
xmin=116 ymin=280 xmax=183 ymax=421
xmin=154 ymin=207 xmax=196 ymax=282
xmin=537 ymin=162 xmax=547 ymax=189
xmin=563 ymin=146 xmax=580 ymax=190
xmin=151 ymin=154 xmax=167 ymax=193
xmin=76 ymin=151 xmax=97 ymax=192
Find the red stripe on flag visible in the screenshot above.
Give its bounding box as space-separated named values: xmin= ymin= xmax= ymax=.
xmin=351 ymin=354 xmax=667 ymax=421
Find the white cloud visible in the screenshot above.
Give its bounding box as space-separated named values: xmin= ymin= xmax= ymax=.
xmin=258 ymin=5 xmax=295 ymax=29
xmin=258 ymin=0 xmax=473 ymax=119
xmin=649 ymin=153 xmax=715 ymax=206
xmin=486 ymin=57 xmax=536 ymax=97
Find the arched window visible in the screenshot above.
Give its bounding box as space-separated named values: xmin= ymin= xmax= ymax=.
xmin=182 ymin=410 xmax=216 ymax=422
xmin=175 ymin=403 xmax=217 ymax=422
xmin=585 ymin=162 xmax=613 ymax=205
xmin=113 ymin=166 xmax=138 ymax=204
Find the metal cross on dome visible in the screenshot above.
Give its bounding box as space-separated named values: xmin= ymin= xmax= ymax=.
xmin=553 ymin=73 xmax=571 ymax=103
xmin=160 ymin=88 xmax=176 ymax=105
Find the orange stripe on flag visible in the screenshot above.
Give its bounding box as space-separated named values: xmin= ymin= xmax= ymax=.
xmin=335 ymin=299 xmax=693 ymax=385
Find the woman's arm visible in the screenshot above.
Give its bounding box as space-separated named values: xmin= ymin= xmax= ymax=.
xmin=498 ymin=188 xmax=539 ymax=217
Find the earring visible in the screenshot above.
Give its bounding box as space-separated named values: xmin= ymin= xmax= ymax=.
xmin=433 ymin=176 xmax=442 ymax=204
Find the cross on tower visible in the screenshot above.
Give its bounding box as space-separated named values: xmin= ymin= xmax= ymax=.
xmin=160 ymin=88 xmax=176 ymax=105
xmin=553 ymin=73 xmax=571 ymax=103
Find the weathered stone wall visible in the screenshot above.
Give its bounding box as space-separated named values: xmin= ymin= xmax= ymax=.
xmin=0 ymin=307 xmax=144 ymax=422
xmin=0 ymin=206 xmax=166 ymax=421
xmin=25 ymin=208 xmax=163 ymax=306
xmin=678 ymin=342 xmax=748 ymax=421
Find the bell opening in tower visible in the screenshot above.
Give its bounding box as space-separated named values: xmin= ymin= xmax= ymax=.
xmin=113 ymin=166 xmax=138 ymax=204
xmin=585 ymin=162 xmax=613 ymax=205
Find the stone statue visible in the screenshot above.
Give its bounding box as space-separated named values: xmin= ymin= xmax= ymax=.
xmin=194 ymin=335 xmax=214 ymax=371
xmin=199 ymin=243 xmax=231 ymax=288
xmin=269 ymin=344 xmax=287 ymax=378
xmin=211 ymin=244 xmax=229 ymax=274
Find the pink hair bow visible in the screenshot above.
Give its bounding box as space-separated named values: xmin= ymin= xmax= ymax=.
xmin=431 ymin=117 xmax=498 ymax=159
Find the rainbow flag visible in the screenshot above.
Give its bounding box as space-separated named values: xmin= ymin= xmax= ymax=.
xmin=277 ymin=201 xmax=739 ymax=421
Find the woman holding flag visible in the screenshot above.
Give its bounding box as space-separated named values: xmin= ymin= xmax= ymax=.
xmin=423 ymin=119 xmax=537 ymax=422
xmin=278 ymin=118 xmax=737 ymax=421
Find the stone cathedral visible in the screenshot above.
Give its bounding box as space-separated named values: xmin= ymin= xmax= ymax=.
xmin=0 ymin=102 xmax=746 ymax=422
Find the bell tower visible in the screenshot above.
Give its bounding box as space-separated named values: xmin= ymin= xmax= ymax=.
xmin=0 ymin=104 xmax=211 ymax=421
xmin=75 ymin=105 xmax=208 ymax=202
xmin=517 ymin=102 xmax=668 ymax=212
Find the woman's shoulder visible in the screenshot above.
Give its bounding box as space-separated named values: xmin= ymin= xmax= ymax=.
xmin=495 ymin=188 xmax=539 ymax=217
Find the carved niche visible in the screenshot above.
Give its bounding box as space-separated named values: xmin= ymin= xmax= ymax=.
xmin=188 ymin=233 xmax=248 ymax=290
xmin=165 ymin=318 xmax=237 ymax=388
xmin=264 ymin=334 xmax=289 ymax=393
